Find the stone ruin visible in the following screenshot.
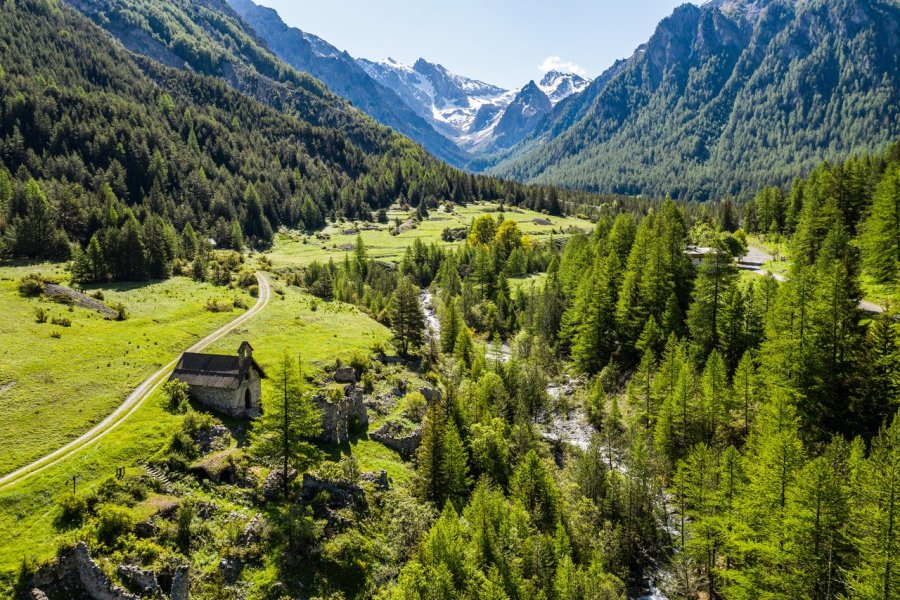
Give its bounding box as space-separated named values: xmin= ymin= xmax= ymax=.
xmin=370 ymin=420 xmax=421 ymax=456
xmin=26 ymin=542 xmax=190 ymax=600
xmin=312 ymin=384 xmax=368 ymax=444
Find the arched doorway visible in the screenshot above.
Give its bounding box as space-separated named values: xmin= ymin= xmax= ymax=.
xmin=245 ymin=388 xmax=252 ymax=410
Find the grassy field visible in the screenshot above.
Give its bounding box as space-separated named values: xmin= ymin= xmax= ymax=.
xmin=0 ymin=263 xmax=253 ymax=475
xmin=0 ymin=279 xmax=404 ymax=574
xmin=262 ymin=201 xmax=591 ymax=267
xmin=204 ymin=281 xmax=416 ymax=484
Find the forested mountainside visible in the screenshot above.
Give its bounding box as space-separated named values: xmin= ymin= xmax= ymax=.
xmin=224 ymin=0 xmax=466 ymax=166
xmin=0 ymin=0 xmax=601 ymax=278
xmin=491 ymin=0 xmax=900 ymax=200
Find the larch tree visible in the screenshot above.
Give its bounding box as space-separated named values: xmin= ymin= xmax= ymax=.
xmin=389 ymin=277 xmax=426 ymax=357
xmin=250 ymin=353 xmax=321 ymax=500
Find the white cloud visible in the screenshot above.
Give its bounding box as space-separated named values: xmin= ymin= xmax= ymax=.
xmin=538 ymin=56 xmax=588 ymax=78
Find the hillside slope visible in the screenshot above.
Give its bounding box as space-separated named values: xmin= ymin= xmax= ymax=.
xmin=492 ymin=0 xmax=900 ymax=200
xmin=225 ymin=0 xmax=467 ymax=166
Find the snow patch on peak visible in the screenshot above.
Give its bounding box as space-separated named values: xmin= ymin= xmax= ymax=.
xmin=538 ymin=71 xmax=592 ymax=105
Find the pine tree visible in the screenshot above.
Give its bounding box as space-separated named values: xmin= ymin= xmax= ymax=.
xmin=732 ymin=352 xmax=758 ymax=438
xmin=786 ymin=440 xmax=851 ymax=598
xmin=511 ymin=450 xmax=559 ymax=532
xmin=861 ymin=164 xmax=900 ymax=283
xmin=699 ymin=350 xmax=729 ymax=445
xmin=440 ymin=298 xmax=462 ymax=355
xmin=250 ymin=354 xmax=321 ymax=499
xmin=688 ymin=239 xmax=738 ymax=360
xmin=442 ymin=419 xmax=470 ymax=509
xmin=571 ymin=253 xmax=621 ymax=374
xmin=389 ymin=277 xmax=426 ymax=357
xmin=850 ymin=410 xmax=900 ymax=600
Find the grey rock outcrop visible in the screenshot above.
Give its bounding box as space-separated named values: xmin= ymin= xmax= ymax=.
xmin=371 ymin=420 xmax=421 ymax=456
xmin=419 ymin=386 xmax=442 ymax=403
xmin=313 ymin=385 xmax=368 ymax=443
xmin=117 ymin=564 xmax=162 ymax=598
xmin=360 ymin=469 xmax=389 ymax=490
xmin=170 ymin=566 xmax=189 ymax=600
xmin=333 ymin=366 xmax=356 ymax=384
xmin=28 ymin=542 xmax=139 ymax=600
xmin=263 ymin=466 xmax=297 ymax=499
xmin=300 ymin=473 xmax=365 ymax=507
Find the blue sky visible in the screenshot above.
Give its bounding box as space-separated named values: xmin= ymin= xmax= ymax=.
xmin=254 ymin=0 xmax=699 ymax=89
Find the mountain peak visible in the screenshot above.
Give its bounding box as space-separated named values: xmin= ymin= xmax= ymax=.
xmin=538 ymin=71 xmax=591 ymax=105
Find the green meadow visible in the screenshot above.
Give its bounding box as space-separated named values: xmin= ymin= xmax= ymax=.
xmin=0 ymin=264 xmax=253 ymax=476
xmin=0 ymin=281 xmax=399 ymax=573
xmin=263 ymin=201 xmax=590 ymax=267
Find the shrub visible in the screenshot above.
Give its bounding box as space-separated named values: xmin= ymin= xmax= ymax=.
xmin=164 ymin=380 xmax=190 ymax=413
xmin=96 ymin=504 xmax=134 ymax=546
xmin=349 ymin=352 xmax=370 ymax=377
xmin=236 ymin=268 xmax=257 ymax=288
xmin=401 ymin=392 xmax=427 ymax=422
xmin=55 ymin=494 xmax=88 ymax=528
xmin=18 ymin=273 xmax=44 ymax=297
xmin=50 ymin=330 xmax=61 ymax=339
xmin=181 ymin=409 xmax=214 ymax=437
xmin=34 ymin=306 xmax=48 ymax=323
xmin=248 ymin=285 xmax=259 ymax=298
xmin=205 ymin=298 xmax=233 ymax=313
xmin=89 ymin=290 xmax=104 ymax=301
xmin=175 ymin=501 xmax=195 ymax=553
xmin=361 ymin=371 xmax=375 ymax=394
xmin=50 ymin=316 xmax=71 ymax=327
xmin=168 ymin=431 xmax=198 ymax=461
xmin=111 ymin=302 xmax=128 ymax=321
xmin=233 ymin=297 xmax=249 ymax=310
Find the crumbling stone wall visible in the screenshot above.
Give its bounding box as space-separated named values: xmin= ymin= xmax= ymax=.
xmin=27 ymin=542 xmax=139 ymax=600
xmin=313 ymin=385 xmax=368 ymax=443
xmin=370 ymin=421 xmax=421 ymax=456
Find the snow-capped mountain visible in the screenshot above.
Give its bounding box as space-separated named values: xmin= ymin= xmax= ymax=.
xmin=358 ymin=57 xmax=588 ymax=152
xmin=227 ymin=0 xmax=465 ymax=165
xmin=357 ymin=57 xmax=515 ymax=143
xmin=538 ymin=71 xmax=591 ymax=105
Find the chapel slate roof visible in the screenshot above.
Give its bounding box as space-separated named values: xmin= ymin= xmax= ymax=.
xmin=170 ymin=351 xmax=266 ymax=390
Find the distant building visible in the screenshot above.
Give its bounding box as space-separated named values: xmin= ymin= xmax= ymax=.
xmin=686 ymin=245 xmax=713 ymax=265
xmin=169 ymin=342 xmax=265 ymax=418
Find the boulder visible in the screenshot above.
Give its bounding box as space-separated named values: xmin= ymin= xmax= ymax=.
xmin=420 ymin=386 xmax=442 ymax=403
xmin=218 ymin=557 xmax=242 ymax=585
xmin=238 ymin=514 xmax=265 ymax=547
xmin=360 ymin=469 xmax=389 ymax=491
xmin=300 ymin=473 xmax=365 ymax=507
xmin=263 ymin=467 xmax=297 ymax=499
xmin=192 ymin=423 xmax=231 ymax=454
xmin=117 ymin=564 xmax=162 ymax=598
xmin=334 ymin=366 xmax=356 ymax=383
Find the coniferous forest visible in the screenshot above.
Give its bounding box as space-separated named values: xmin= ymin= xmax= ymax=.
xmin=0 ymin=1 xmax=899 ymax=599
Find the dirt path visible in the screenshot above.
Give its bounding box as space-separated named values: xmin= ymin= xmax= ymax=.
xmin=0 ymin=272 xmax=272 ymax=490
xmin=740 ymin=244 xmax=886 ymax=314
xmin=738 ymin=244 xmax=786 ymax=282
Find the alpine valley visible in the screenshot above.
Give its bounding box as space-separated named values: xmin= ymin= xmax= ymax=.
xmin=1 ymin=0 xmax=900 ymax=599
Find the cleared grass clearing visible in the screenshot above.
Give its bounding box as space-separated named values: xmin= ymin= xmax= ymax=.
xmin=0 ymin=264 xmax=253 ymax=476
xmin=263 ymin=201 xmax=591 ymax=267
xmin=204 ymin=283 xmax=415 ymax=483
xmin=0 ymin=282 xmax=397 ymax=575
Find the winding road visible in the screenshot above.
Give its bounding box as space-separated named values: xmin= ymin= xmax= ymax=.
xmin=739 ymin=244 xmax=886 ymax=314
xmin=0 ymin=272 xmax=272 ymax=491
